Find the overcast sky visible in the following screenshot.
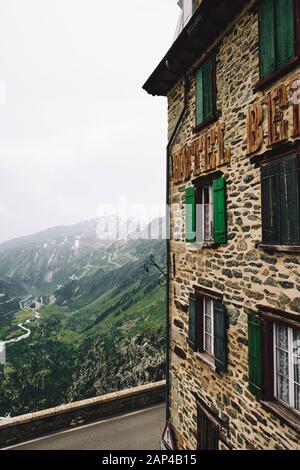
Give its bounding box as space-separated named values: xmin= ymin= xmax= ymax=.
xmin=0 ymin=0 xmax=179 ymax=243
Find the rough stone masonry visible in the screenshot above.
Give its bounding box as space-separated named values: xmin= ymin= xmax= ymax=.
xmin=167 ymin=7 xmax=300 ymax=450
xmin=142 ymin=0 xmax=300 ymax=450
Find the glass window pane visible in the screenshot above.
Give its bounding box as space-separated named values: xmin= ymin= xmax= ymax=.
xmin=208 ymin=203 xmax=213 ymax=240
xmin=196 ymin=203 xmax=204 ymax=242
xmin=293 ymin=329 xmax=300 ymax=357
xmin=204 ymin=205 xmax=210 ymax=239
xmin=205 ymin=334 xmax=212 ymax=354
xmin=294 ymin=384 xmax=300 ymax=412
xmin=276 ymin=349 xmax=289 ymax=377
xmin=205 ymin=315 xmax=212 ymax=334
xmin=276 ymin=323 xmax=289 ymax=350
xmin=201 ymin=186 xmax=213 ymax=241
xmin=277 ymin=374 xmax=290 ymax=404
xmin=294 ymin=359 xmax=300 ymax=385
xmin=205 ymin=300 xmax=212 ymax=317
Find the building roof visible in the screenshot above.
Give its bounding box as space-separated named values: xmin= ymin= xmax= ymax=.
xmin=143 ymin=0 xmax=250 ymax=97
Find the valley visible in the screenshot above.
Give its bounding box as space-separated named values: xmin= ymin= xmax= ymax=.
xmin=2 ymin=296 xmax=43 ymax=346
xmin=0 ymin=218 xmax=166 ymax=418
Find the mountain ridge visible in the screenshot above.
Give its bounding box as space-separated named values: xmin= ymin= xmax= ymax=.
xmin=0 ymin=217 xmax=165 ymax=295
xmin=0 ymin=217 xmax=166 ymax=417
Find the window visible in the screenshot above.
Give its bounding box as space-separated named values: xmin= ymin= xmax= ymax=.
xmin=261 ymin=153 xmax=300 ymax=247
xmin=204 ymin=298 xmax=214 ymax=355
xmin=185 ymin=177 xmax=227 ymax=245
xmin=274 ymin=324 xmax=300 ymax=411
xmin=188 ymin=293 xmax=227 ymax=372
xmin=259 ymin=0 xmax=296 ymax=81
xmin=197 ymin=408 xmax=219 ymax=450
xmin=195 ymin=55 xmax=216 ymax=127
xmin=248 ymin=312 xmax=300 ymax=417
xmin=198 ymin=185 xmax=214 ymax=242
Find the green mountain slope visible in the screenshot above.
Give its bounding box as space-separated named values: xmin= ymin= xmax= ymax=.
xmin=0 ymin=279 xmax=28 ymax=339
xmin=0 ymin=218 xmax=154 ymax=294
xmin=0 ymin=220 xmax=166 ymax=417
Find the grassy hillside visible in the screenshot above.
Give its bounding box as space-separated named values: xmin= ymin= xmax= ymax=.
xmin=0 ymin=279 xmax=28 ymax=340
xmin=0 ymin=238 xmax=166 ymax=417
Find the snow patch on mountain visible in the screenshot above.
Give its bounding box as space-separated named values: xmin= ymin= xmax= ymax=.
xmin=45 ymin=272 xmax=54 ymax=283
xmin=48 ymin=250 xmax=56 ymax=266
xmin=58 ymin=237 xmax=68 ymax=247
xmin=72 ymin=237 xmax=81 ymax=255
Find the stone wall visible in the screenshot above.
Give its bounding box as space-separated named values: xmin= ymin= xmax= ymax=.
xmin=0 ymin=381 xmax=165 ymax=449
xmin=168 ymin=6 xmax=300 ymax=450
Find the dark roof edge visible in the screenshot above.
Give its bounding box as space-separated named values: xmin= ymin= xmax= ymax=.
xmin=143 ymin=0 xmax=252 ymax=97
xmin=142 ymin=2 xmax=205 ymax=97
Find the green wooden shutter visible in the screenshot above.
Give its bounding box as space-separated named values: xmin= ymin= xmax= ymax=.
xmin=213 ymin=302 xmax=227 ymax=374
xmin=196 ymin=66 xmax=204 ymax=125
xmin=275 ymin=0 xmax=295 ymax=68
xmin=203 ymin=56 xmax=214 ymax=121
xmin=185 ymin=187 xmax=196 ymax=243
xmin=261 ymin=160 xmax=280 ymax=245
xmin=279 ymin=154 xmax=300 ymax=246
xmin=248 ymin=315 xmax=264 ymax=400
xmin=213 ymin=178 xmax=227 ymax=244
xmin=259 ymin=0 xmax=276 ymax=79
xmin=189 ymin=294 xmax=197 ymax=351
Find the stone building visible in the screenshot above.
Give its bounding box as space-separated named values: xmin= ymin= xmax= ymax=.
xmin=144 ymin=0 xmax=300 ymax=450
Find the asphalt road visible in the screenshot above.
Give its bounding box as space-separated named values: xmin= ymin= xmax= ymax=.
xmin=6 ymin=405 xmax=165 ymax=451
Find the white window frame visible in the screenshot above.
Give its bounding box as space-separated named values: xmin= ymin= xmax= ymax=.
xmin=273 ymin=323 xmax=300 ymax=413
xmin=203 ymin=298 xmax=214 ymax=356
xmin=197 ymin=185 xmax=214 ymax=243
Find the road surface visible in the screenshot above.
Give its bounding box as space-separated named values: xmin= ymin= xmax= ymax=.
xmin=4 ymin=405 xmax=165 ymax=451
xmin=3 ymin=296 xmax=43 ymax=347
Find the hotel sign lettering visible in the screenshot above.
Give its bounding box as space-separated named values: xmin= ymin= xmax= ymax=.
xmin=172 ymin=123 xmax=231 ymax=184
xmin=247 ymin=81 xmax=300 ymax=155
xmin=172 ymin=80 xmax=300 ymax=186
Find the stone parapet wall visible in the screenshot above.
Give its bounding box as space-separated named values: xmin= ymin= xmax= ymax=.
xmin=0 ymin=381 xmax=165 ymax=448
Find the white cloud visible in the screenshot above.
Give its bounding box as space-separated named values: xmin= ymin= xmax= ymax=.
xmin=0 ymin=0 xmax=179 ymax=243
xmin=0 ymin=203 xmax=8 ymax=216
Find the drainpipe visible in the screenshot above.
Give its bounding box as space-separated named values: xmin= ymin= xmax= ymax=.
xmin=165 ymin=72 xmax=189 ymax=423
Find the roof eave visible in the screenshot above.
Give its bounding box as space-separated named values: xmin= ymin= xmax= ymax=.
xmin=143 ymin=0 xmax=250 ymax=97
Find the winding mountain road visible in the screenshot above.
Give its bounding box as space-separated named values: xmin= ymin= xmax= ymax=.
xmin=107 ymin=252 xmax=122 ymax=268
xmin=3 ymin=296 xmax=43 ymax=346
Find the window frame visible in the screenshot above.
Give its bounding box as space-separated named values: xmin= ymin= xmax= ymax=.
xmin=194 ymin=295 xmax=215 ymax=358
xmin=256 ymin=0 xmax=300 ymax=91
xmin=196 ymin=184 xmax=214 ymax=243
xmin=195 ymin=395 xmax=229 ymax=450
xmin=187 ymin=170 xmax=226 ymax=248
xmin=203 ymin=298 xmax=214 ymax=356
xmin=197 ymin=407 xmax=219 ymax=450
xmin=260 ymin=152 xmax=300 ymax=250
xmin=249 ymin=307 xmax=300 ymax=430
xmin=273 ymin=323 xmax=300 ymax=412
xmin=194 ymin=54 xmax=218 ymax=133
xmin=189 ymin=289 xmax=223 ymax=366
